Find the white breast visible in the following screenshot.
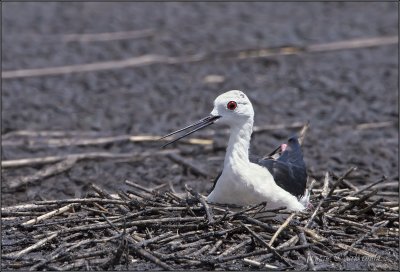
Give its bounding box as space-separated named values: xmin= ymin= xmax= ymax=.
xmin=207 ymin=162 xmax=305 ymax=211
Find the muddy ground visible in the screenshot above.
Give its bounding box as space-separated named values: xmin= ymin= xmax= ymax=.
xmin=2 ymin=2 xmax=399 ymax=270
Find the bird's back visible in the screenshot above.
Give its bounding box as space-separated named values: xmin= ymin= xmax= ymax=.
xmin=253 ymin=136 xmax=307 ymax=198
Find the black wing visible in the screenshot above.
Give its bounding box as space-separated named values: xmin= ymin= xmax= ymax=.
xmin=254 ymin=136 xmax=307 ymax=197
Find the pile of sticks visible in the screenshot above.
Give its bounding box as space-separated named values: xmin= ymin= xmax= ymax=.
xmin=2 ymin=167 xmax=398 ymax=271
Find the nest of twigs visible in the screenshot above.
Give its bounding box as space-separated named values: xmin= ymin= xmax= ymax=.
xmin=2 ymin=167 xmax=399 ymax=271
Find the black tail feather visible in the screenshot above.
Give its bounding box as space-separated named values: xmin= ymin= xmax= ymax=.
xmin=256 ymin=135 xmax=307 ymax=198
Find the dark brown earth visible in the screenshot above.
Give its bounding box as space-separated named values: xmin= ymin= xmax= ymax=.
xmin=1 ymin=2 xmax=399 ymax=270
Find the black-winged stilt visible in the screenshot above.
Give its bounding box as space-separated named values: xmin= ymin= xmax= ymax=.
xmin=161 ymin=90 xmax=309 ymax=211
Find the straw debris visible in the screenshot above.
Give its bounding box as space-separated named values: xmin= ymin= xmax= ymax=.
xmin=2 ymin=172 xmax=398 ymax=270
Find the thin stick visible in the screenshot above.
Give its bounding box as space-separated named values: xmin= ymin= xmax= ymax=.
xmin=240 ymin=222 xmax=290 ymax=267
xmin=1 ymin=130 xmax=105 ymax=139
xmin=325 ymin=214 xmax=371 ymax=229
xmin=4 ymin=233 xmax=58 ymax=259
xmin=125 ymin=180 xmax=154 ymax=195
xmin=276 ymin=235 xmax=299 ymax=250
xmin=342 ymin=221 xmax=389 ymax=257
xmin=321 ymin=172 xmax=331 ymax=198
xmin=278 ymin=244 xmax=311 ymax=253
xmin=127 ymin=238 xmax=173 ymax=270
xmin=306 ymin=36 xmax=398 ymax=52
xmin=2 ymin=150 xmax=179 ymax=168
xmin=218 ymin=238 xmax=252 ymax=258
xmin=305 ymin=167 xmax=356 ymax=229
xmin=185 ymin=186 xmax=215 ymax=224
xmin=90 ymin=184 xmax=115 ymax=199
xmin=356 ymin=198 xmax=383 ymax=215
xmin=60 ymin=29 xmax=155 ymax=43
xmin=243 ymin=258 xmax=279 ymax=270
xmin=8 ymin=158 xmax=78 ymax=189
xmin=3 ymin=36 xmax=396 ymax=79
xmin=298 ymin=121 xmax=310 ymax=146
xmin=2 ymin=54 xmax=177 ymax=79
xmin=187 ymin=244 xmax=211 ymax=257
xmin=2 ymin=134 xmax=212 ymax=148
xmin=351 ymin=176 xmax=387 ymax=196
xmin=2 ymin=203 xmax=59 ymax=213
xmin=100 ymin=236 xmax=127 ymax=270
xmin=336 ymin=243 xmax=377 ymax=258
xmin=208 ymin=240 xmax=223 ymax=254
xmin=33 ymin=198 xmax=127 ymax=205
xmin=239 ymin=215 xmax=277 ymax=232
xmin=29 ymin=238 xmax=96 ymax=270
xmin=33 ymin=216 xmax=205 ymax=239
xmin=6 ymin=29 xmax=155 ymax=43
xmin=269 ymin=213 xmax=295 ymax=246
xmin=136 ymin=232 xmax=174 ymax=248
xmin=21 ymin=203 xmax=77 ymax=227
xmin=338 ymin=189 xmax=378 ymax=213
xmin=327 ymin=167 xmax=357 ymax=197
xmin=215 ymin=248 xmax=271 ymax=263
xmin=199 ymin=196 xmax=215 ymax=224
xmin=298 ymin=231 xmax=315 ymax=271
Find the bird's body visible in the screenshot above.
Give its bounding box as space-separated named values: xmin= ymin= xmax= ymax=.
xmin=161 ymin=90 xmax=309 ymax=211
xmin=207 ymin=158 xmax=306 ymax=211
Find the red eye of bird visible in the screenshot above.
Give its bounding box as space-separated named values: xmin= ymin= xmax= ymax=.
xmin=227 ymin=101 xmax=237 ymax=110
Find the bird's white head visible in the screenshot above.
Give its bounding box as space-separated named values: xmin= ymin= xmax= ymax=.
xmin=160 ymin=90 xmax=254 ymax=147
xmin=210 ymin=90 xmax=254 ymax=126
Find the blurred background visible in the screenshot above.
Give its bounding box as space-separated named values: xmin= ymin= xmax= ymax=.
xmin=2 ymin=2 xmax=398 ymax=206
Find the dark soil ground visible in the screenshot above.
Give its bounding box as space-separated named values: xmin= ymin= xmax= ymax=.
xmin=2 ymin=2 xmax=399 ymax=270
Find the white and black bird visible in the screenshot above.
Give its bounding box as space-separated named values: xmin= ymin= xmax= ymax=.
xmin=161 ymin=90 xmax=309 ymax=211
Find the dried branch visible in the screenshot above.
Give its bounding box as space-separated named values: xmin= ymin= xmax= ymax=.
xmin=3 ymin=36 xmax=397 ymax=79
xmin=269 ymin=213 xmax=295 ymax=246
xmin=4 ymin=233 xmax=58 ymax=259
xmin=2 ymin=149 xmax=179 ymax=168
xmin=8 ymin=158 xmax=78 ymax=189
xmin=21 ymin=203 xmax=77 ymax=227
xmin=298 ymin=230 xmax=315 ymax=271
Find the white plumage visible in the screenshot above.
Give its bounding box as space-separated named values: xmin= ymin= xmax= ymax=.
xmin=162 ymin=90 xmax=309 ymax=212
xmin=206 ymin=91 xmax=306 ymax=211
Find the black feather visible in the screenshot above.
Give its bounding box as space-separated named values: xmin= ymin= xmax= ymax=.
xmin=254 ymin=136 xmax=307 ymax=197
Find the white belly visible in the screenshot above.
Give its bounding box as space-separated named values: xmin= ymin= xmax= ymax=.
xmin=207 ymin=162 xmax=305 ymax=211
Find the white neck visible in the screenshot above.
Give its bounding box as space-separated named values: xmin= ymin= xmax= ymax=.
xmin=224 ymin=118 xmax=253 ymax=168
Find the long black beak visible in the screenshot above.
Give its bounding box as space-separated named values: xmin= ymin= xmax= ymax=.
xmin=160 ymin=115 xmax=221 ymax=148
